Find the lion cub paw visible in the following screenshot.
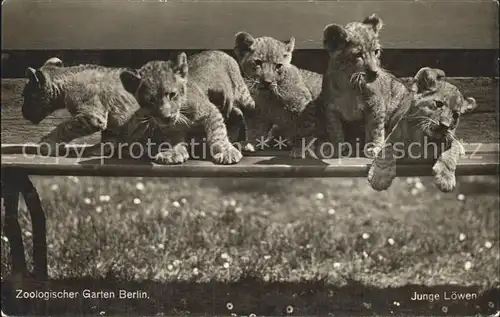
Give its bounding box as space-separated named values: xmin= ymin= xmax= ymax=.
xmin=212 ymin=142 xmax=243 ymax=165
xmin=432 ymin=160 xmax=456 ymax=192
xmin=154 ymin=145 xmax=189 ymax=165
xmin=367 ymin=159 xmax=396 ymax=191
xmin=242 ymin=142 xmax=256 ymax=153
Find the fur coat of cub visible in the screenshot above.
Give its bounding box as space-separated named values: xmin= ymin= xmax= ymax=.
xmin=234 ymin=32 xmax=322 ymax=157
xmin=120 ymin=50 xmax=255 ymax=165
xmin=22 ymin=57 xmax=140 ymax=156
xmin=320 ymin=14 xmax=405 ymax=158
xmin=367 ymin=67 xmax=477 ymax=192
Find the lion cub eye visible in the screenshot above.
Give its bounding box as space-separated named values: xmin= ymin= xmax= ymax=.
xmin=167 ymin=92 xmax=178 ymax=100
xmin=374 ymin=49 xmax=381 ymax=56
xmin=435 ymin=100 xmax=445 ymax=108
xmin=254 ymin=59 xmax=262 ymax=67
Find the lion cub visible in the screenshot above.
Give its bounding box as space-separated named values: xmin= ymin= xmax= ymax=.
xmin=234 ymin=32 xmax=322 ymax=156
xmin=367 ymin=67 xmax=477 ymax=192
xmin=21 ymin=57 xmax=140 ymax=155
xmin=320 ymin=14 xmax=406 ymax=157
xmin=119 ymin=50 xmax=255 ymax=165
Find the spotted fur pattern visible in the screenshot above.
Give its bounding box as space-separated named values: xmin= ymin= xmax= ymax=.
xmin=120 ymin=50 xmax=254 ymax=165
xmin=368 ymin=67 xmax=477 ymax=192
xmin=21 ymin=57 xmax=140 ymax=156
xmin=234 ymin=32 xmax=322 ymax=156
xmin=321 ymin=14 xmax=403 ymax=158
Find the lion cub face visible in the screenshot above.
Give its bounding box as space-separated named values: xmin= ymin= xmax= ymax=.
xmin=323 ymin=14 xmax=383 ymax=86
xmin=234 ymin=32 xmax=295 ymax=93
xmin=411 ymin=67 xmax=477 ymax=140
xmin=120 ymin=53 xmax=188 ymax=124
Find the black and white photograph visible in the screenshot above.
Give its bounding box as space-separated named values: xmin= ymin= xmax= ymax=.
xmin=1 ymin=0 xmax=499 ymax=316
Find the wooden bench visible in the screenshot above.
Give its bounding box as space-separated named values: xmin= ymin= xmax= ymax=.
xmin=1 ymin=0 xmax=499 ymax=284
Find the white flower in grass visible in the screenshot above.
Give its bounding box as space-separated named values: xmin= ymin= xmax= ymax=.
xmin=223 ymin=262 xmax=230 ymax=269
xmin=488 ymin=301 xmax=495 ymax=308
xmin=315 ymin=192 xmax=324 ymax=200
xmin=172 ymin=201 xmax=181 ymax=208
xmin=229 ymin=199 xmax=237 ymax=207
xmin=485 ymin=241 xmax=493 ymax=249
xmin=362 ymin=233 xmax=370 ymax=240
xmin=241 ymin=256 xmax=250 ymax=262
xmin=133 ymin=198 xmax=141 ymax=205
xmin=457 ymin=194 xmax=465 ymax=201
xmin=328 ymin=208 xmax=336 ymax=215
xmin=263 ymin=255 xmax=271 ymax=260
xmin=464 ymin=261 xmax=472 ymax=271
xmin=441 ymin=306 xmax=448 ymax=313
xmin=393 ymin=301 xmax=400 ymax=307
xmin=192 ymin=268 xmax=199 ymax=276
xmin=167 ymin=264 xmax=173 ymax=271
xmin=157 ymin=243 xmax=164 ymax=250
xmin=135 ymin=182 xmax=145 ymax=191
xmin=95 ymin=206 xmax=103 ymax=213
xmin=459 ymin=233 xmax=466 ymax=241
xmin=226 ymin=302 xmax=233 ymax=310
xmin=387 ymin=238 xmax=395 ymax=246
xmin=180 ymin=198 xmax=187 ymax=204
xmin=286 ymin=305 xmax=294 ymax=314
xmin=84 ymin=198 xmax=92 ymax=205
xmin=99 ymin=195 xmax=110 ymax=203
xmin=333 ymin=262 xmax=341 ymax=269
xmin=415 ymin=181 xmax=424 ymax=190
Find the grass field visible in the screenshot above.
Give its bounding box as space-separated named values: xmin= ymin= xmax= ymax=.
xmin=1 ymin=175 xmax=499 ymax=316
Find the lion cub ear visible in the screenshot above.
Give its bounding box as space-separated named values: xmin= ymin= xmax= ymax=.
xmin=412 ymin=67 xmax=446 ymax=93
xmin=363 ymin=14 xmax=384 ymax=34
xmin=43 ymin=57 xmax=64 ymax=67
xmin=175 ymin=52 xmax=188 ymax=78
xmin=25 ymin=67 xmax=40 ymax=83
xmin=234 ymin=32 xmax=256 ymax=60
xmin=120 ymin=69 xmax=142 ymax=95
xmin=284 ymin=37 xmax=295 ymax=53
xmin=460 ymin=96 xmax=477 ymax=114
xmin=323 ymin=24 xmax=348 ymax=52
xmin=25 ymin=67 xmax=49 ymax=86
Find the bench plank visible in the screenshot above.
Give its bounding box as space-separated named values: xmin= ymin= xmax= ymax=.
xmin=2 ymin=78 xmax=498 ymax=144
xmin=2 ymin=0 xmax=498 ymax=50
xmin=1 ymin=144 xmax=498 ymax=178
